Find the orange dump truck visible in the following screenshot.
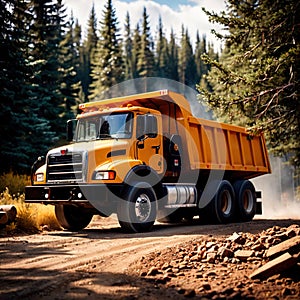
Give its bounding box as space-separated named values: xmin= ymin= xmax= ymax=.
xmin=25 ymin=90 xmax=271 ymax=232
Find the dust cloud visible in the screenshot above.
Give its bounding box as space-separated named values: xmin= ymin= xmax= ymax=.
xmin=252 ymin=156 xmax=300 ymax=220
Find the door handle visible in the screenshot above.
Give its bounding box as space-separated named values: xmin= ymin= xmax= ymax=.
xmin=151 ymin=145 xmax=160 ymax=154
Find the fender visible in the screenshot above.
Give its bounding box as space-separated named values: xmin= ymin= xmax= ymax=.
xmin=123 ymin=165 xmax=164 ymax=200
xmin=93 ymin=158 xmax=143 ymax=184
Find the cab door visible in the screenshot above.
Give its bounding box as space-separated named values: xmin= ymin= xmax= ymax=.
xmin=136 ymin=114 xmax=164 ymax=173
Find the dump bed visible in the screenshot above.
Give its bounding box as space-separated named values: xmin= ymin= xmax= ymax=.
xmin=79 ymin=89 xmax=271 ymax=180
xmin=187 ymin=116 xmax=271 ymax=179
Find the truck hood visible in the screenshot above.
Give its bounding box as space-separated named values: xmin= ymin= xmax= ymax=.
xmin=48 ymin=139 xmax=130 ymax=168
xmin=45 ymin=140 xmax=133 ymax=184
xmin=48 ymin=139 xmax=130 ymax=174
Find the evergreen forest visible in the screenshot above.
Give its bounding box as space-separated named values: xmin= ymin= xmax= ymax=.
xmin=0 ymin=0 xmax=299 ymax=177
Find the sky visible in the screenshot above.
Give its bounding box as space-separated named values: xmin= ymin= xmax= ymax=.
xmin=64 ymin=0 xmax=227 ymax=50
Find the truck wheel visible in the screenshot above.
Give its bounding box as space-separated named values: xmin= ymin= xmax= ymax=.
xmin=233 ymin=180 xmax=256 ymax=222
xmin=200 ymin=180 xmax=235 ymax=224
xmin=117 ymin=182 xmax=157 ymax=233
xmin=55 ymin=205 xmax=93 ymax=232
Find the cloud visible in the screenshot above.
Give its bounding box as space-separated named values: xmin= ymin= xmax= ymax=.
xmin=65 ymin=0 xmax=226 ymax=49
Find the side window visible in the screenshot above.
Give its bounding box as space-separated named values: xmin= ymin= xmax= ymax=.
xmin=136 ymin=115 xmax=157 ymax=140
xmin=146 ymin=115 xmax=158 ymax=138
xmin=77 ymin=123 xmax=85 ymax=141
xmin=136 ymin=116 xmax=144 ymax=140
xmin=88 ymin=122 xmax=97 ymax=139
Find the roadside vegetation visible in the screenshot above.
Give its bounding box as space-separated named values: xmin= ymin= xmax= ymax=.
xmin=0 ymin=173 xmax=61 ymax=234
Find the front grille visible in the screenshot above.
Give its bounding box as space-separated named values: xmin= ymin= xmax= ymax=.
xmin=47 ymin=152 xmax=85 ymax=182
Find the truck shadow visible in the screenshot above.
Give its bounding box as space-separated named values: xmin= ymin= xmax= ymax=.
xmin=51 ymin=218 xmax=300 ymax=240
xmin=0 ymin=267 xmax=189 ymax=300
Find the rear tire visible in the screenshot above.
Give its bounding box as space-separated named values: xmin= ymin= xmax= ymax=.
xmin=55 ymin=205 xmax=93 ymax=231
xmin=199 ymin=180 xmax=235 ymax=224
xmin=233 ymin=180 xmax=257 ymax=222
xmin=117 ymin=182 xmax=157 ymax=233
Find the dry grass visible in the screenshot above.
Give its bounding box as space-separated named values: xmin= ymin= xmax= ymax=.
xmin=0 ymin=172 xmax=31 ymax=194
xmin=0 ymin=188 xmax=61 ymax=233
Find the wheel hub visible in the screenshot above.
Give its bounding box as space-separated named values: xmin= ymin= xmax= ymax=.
xmin=135 ymin=193 xmax=151 ymax=222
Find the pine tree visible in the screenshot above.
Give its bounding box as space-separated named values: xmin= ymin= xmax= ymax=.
xmin=199 ymin=0 xmax=300 ymax=167
xmin=155 ymin=16 xmax=169 ymax=78
xmin=167 ymin=29 xmax=179 ymax=81
xmin=29 ymin=0 xmax=65 ymax=141
xmin=73 ymin=19 xmax=85 ymax=104
xmin=123 ymin=11 xmax=133 ymax=80
xmin=137 ymin=7 xmax=155 ymax=79
xmin=89 ymin=0 xmax=124 ymax=99
xmin=178 ymin=26 xmax=197 ymax=88
xmin=58 ymin=13 xmax=81 ymax=122
xmin=0 ymin=0 xmax=55 ymax=172
xmin=131 ymin=23 xmax=141 ymax=79
xmin=194 ymin=32 xmax=207 ymax=83
xmin=81 ymin=4 xmax=98 ymax=101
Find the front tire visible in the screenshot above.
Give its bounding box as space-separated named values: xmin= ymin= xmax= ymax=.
xmin=55 ymin=205 xmax=93 ymax=231
xmin=117 ymin=182 xmax=157 ymax=233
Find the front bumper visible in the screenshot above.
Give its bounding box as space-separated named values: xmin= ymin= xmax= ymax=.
xmin=25 ymin=184 xmax=124 ymax=212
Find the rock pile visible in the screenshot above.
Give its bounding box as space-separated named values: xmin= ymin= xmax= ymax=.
xmin=132 ymin=224 xmax=300 ymax=299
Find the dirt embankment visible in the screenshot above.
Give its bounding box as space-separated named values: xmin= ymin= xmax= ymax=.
xmin=1 ymin=217 xmax=300 ymax=300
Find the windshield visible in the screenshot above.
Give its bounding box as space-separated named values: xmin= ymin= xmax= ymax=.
xmin=76 ymin=112 xmax=133 ymax=142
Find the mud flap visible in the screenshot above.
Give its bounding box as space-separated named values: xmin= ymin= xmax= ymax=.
xmin=255 ymin=191 xmax=262 ymax=215
xmin=256 ymin=201 xmax=262 ymax=215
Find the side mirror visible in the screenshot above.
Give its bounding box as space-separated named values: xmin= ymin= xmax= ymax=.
xmin=137 ymin=115 xmax=158 ymax=140
xmin=67 ymin=119 xmax=77 ymax=141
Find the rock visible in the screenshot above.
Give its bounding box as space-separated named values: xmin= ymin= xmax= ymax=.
xmin=281 ymin=287 xmax=292 ymax=296
xmin=201 ymin=282 xmax=211 ymax=290
xmin=206 ymin=252 xmax=217 ymax=263
xmin=140 ymin=271 xmax=147 ymax=276
xmin=228 ymin=291 xmax=242 ymax=300
xmin=147 ymin=267 xmax=160 ymax=276
xmin=286 ymin=229 xmax=297 ymax=238
xmin=251 ymin=242 xmax=265 ymax=251
xmin=234 ymin=250 xmax=254 ymax=261
xmin=223 ymin=287 xmax=234 ymax=295
xmin=218 ymin=247 xmax=234 ymax=258
xmin=161 ymin=262 xmax=170 ymax=270
xmin=155 ymin=274 xmax=171 ymax=284
xmin=266 ymin=235 xmax=300 ymax=258
xmin=205 ymin=271 xmax=217 ymax=277
xmin=206 ymin=241 xmax=216 ymax=248
xmin=177 ymin=288 xmax=185 ymax=294
xmin=287 ymin=224 xmax=300 ymax=236
xmin=184 ymin=289 xmax=196 ymax=298
xmin=227 ymin=232 xmax=246 ymax=244
xmin=249 ymin=252 xmax=299 ymax=280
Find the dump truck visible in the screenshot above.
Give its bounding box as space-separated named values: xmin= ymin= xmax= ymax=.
xmin=25 ymin=90 xmax=271 ymax=232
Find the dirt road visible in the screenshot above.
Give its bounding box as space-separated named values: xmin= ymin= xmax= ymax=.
xmin=1 ymin=216 xmax=300 ymax=300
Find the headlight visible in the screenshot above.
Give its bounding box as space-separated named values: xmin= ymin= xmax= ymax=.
xmin=94 ymin=171 xmax=116 ymax=180
xmin=36 ymin=173 xmax=44 ymax=182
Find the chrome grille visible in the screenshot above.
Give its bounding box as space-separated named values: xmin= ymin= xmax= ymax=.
xmin=47 ymin=152 xmax=84 ymax=182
